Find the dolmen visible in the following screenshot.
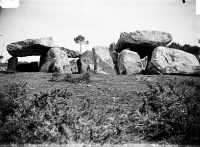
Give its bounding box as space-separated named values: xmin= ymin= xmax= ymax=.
xmin=78 ymin=30 xmax=200 ymax=76
xmin=7 ymin=37 xmax=80 ymax=73
xmin=6 ymin=31 xmax=200 ymax=76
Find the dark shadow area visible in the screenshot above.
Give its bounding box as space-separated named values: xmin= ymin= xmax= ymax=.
xmin=129 ymin=44 xmax=154 ymax=59
xmin=17 ymin=62 xmax=39 ymax=72
xmin=116 ymin=43 xmax=154 ymax=60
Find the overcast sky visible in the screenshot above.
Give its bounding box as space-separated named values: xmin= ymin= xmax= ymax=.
xmin=0 ymin=0 xmax=199 ymax=62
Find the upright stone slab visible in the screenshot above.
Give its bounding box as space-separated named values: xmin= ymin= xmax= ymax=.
xmin=79 ymin=50 xmax=95 ymax=73
xmin=7 ymin=57 xmax=18 ymax=72
xmin=92 ymin=46 xmax=116 ymax=75
xmin=40 ymin=48 xmax=71 ymax=73
xmin=118 ymin=50 xmax=143 ymax=75
xmin=109 ymin=42 xmax=119 ymax=74
xmin=141 ymin=56 xmax=148 ymax=70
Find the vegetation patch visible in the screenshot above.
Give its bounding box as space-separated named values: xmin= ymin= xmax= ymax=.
xmin=131 ymin=79 xmax=200 ymax=144
xmin=50 ymin=72 xmax=90 ymax=84
xmin=0 ymin=75 xmax=200 ymax=145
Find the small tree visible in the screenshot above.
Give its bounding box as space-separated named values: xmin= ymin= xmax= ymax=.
xmin=74 ymin=35 xmax=89 ymax=53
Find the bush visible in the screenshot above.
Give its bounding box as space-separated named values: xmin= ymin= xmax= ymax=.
xmin=1 ymin=78 xmax=200 ymax=145
xmin=50 ymin=72 xmax=62 ymax=81
xmin=130 ymin=79 xmax=200 ymax=144
xmin=0 ymin=83 xmax=74 ymax=144
xmin=0 ymin=81 xmax=127 ymax=144
xmin=50 ymin=73 xmax=90 ymax=84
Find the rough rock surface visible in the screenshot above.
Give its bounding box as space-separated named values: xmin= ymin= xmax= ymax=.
xmin=115 ymin=30 xmax=173 ymax=58
xmin=141 ymin=56 xmax=148 ymax=70
xmin=54 ymin=46 xmax=81 ymax=58
xmin=40 ymin=47 xmax=71 ymax=73
xmin=109 ymin=42 xmax=119 ymax=74
xmin=7 ymin=37 xmax=54 ymax=57
xmin=7 ymin=57 xmax=18 ymax=72
xmin=69 ymin=58 xmax=79 ymax=73
xmin=147 ymin=46 xmax=200 ymax=75
xmin=93 ymin=46 xmax=116 ymax=75
xmin=79 ymin=50 xmax=95 ymax=73
xmin=118 ymin=50 xmax=143 ymax=75
xmin=109 ymin=42 xmax=116 ymax=52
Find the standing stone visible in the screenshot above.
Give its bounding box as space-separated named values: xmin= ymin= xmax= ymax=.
xmin=69 ymin=58 xmax=79 ymax=73
xmin=141 ymin=56 xmax=148 ymax=70
xmin=7 ymin=57 xmax=18 ymax=72
xmin=79 ymin=50 xmax=95 ymax=73
xmin=39 ymin=54 xmax=48 ymax=69
xmin=40 ymin=48 xmax=71 ymax=73
xmin=109 ymin=42 xmax=116 ymax=52
xmin=92 ymin=46 xmax=116 ymax=75
xmin=118 ymin=50 xmax=143 ymax=75
xmin=109 ymin=42 xmax=119 ymax=74
xmin=147 ymin=46 xmax=200 ymax=75
xmin=115 ymin=30 xmax=173 ymax=58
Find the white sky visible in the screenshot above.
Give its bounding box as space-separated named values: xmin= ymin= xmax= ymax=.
xmin=0 ymin=0 xmax=199 ymax=62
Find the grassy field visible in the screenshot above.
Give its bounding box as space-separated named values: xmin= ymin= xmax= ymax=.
xmin=0 ymin=72 xmax=200 ymax=146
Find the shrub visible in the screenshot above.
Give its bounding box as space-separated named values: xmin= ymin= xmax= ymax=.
xmin=130 ymin=79 xmax=200 ymax=144
xmin=64 ymin=73 xmax=90 ymax=84
xmin=50 ymin=72 xmax=62 ymax=81
xmin=0 ymin=81 xmax=126 ymax=144
xmin=3 ymin=71 xmax=16 ymax=74
xmin=0 ymin=83 xmax=74 ymax=144
xmin=50 ymin=73 xmax=90 ymax=84
xmin=1 ymin=78 xmax=200 ymax=145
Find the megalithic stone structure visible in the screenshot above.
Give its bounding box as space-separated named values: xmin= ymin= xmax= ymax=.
xmin=7 ymin=57 xmax=18 ymax=72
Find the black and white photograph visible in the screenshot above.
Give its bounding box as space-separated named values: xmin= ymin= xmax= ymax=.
xmin=0 ymin=0 xmax=200 ymax=146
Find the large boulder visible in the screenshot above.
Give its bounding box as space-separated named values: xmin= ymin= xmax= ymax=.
xmin=40 ymin=47 xmax=71 ymax=73
xmin=79 ymin=50 xmax=95 ymax=73
xmin=7 ymin=57 xmax=18 ymax=72
xmin=118 ymin=50 xmax=143 ymax=75
xmin=147 ymin=46 xmax=200 ymax=75
xmin=115 ymin=30 xmax=173 ymax=58
xmin=7 ymin=37 xmax=54 ymax=57
xmin=54 ymin=46 xmax=81 ymax=58
xmin=92 ymin=46 xmax=116 ymax=75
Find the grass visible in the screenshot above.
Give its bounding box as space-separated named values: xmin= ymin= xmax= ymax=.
xmin=0 ymin=72 xmax=200 ymax=146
